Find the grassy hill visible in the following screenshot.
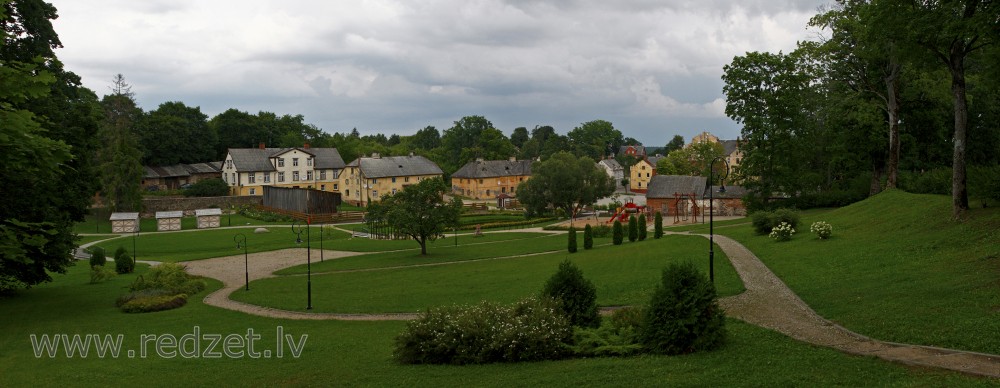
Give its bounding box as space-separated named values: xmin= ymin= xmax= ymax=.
xmin=721 ymin=189 xmax=1000 ymax=354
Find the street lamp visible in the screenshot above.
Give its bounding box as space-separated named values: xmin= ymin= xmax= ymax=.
xmin=291 ymin=219 xmax=312 ymax=310
xmin=708 ymin=156 xmax=730 ymax=284
xmin=234 ymin=233 xmax=249 ymax=291
xmin=319 ymin=222 xmax=324 ymax=263
xmin=132 ymin=224 xmax=138 ymax=270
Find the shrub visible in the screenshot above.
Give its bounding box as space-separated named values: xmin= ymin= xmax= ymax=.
xmin=114 ymin=246 xmax=134 ymax=274
xmin=583 ymin=224 xmax=594 ymax=250
xmin=751 ymin=208 xmax=800 ymax=235
xmin=0 ymin=274 xmax=27 ymax=295
xmin=542 ymin=260 xmax=600 ymax=328
xmin=810 ymin=221 xmax=833 ymax=239
xmin=638 ymin=213 xmax=647 ymax=241
xmin=612 ymin=220 xmax=623 ymax=245
xmin=771 ymin=208 xmax=800 ymax=231
xmin=130 ymin=263 xmax=206 ymax=295
xmin=571 ymin=307 xmax=645 ymax=357
xmin=394 ymin=297 xmax=573 ymax=364
xmin=590 ymin=224 xmax=611 ymax=238
xmin=751 ymin=211 xmax=772 ymax=235
xmin=567 ymin=226 xmax=578 ymax=253
xmin=654 ymin=211 xmax=663 ymax=239
xmin=642 ymin=261 xmax=726 ymax=355
xmin=89 ymin=246 xmax=107 ymax=267
xmin=120 ymin=293 xmax=188 ymax=313
xmin=769 ymin=222 xmax=795 ymax=242
xmin=116 ymin=288 xmax=173 ymax=306
xmin=89 ymin=265 xmax=117 ymax=284
xmin=628 ymin=215 xmax=638 ymax=242
xmin=183 ymin=178 xmax=230 ymax=197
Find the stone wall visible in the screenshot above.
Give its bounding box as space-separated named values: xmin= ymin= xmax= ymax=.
xmin=141 ymin=196 xmax=261 ymax=217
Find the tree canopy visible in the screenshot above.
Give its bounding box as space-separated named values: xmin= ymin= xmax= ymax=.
xmin=517 ymin=151 xmax=615 ymax=217
xmin=365 ymin=178 xmax=462 ymax=255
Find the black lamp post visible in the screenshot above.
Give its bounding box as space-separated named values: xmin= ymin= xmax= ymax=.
xmin=291 ymin=220 xmax=312 ymax=310
xmin=234 ymin=233 xmax=249 ymax=291
xmin=132 ymin=223 xmax=138 ymax=270
xmin=708 ymin=156 xmax=730 ymax=284
xmin=319 ymin=222 xmax=324 ymax=262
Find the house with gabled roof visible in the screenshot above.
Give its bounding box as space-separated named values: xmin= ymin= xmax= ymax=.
xmin=597 ymin=158 xmax=624 ymax=183
xmin=451 ymin=158 xmax=533 ymax=200
xmin=618 ymin=145 xmax=645 ymax=159
xmin=340 ymin=153 xmax=444 ymax=206
xmin=222 ymin=143 xmax=345 ymax=196
xmin=629 ymin=154 xmax=663 ymax=193
xmin=645 ymin=175 xmax=747 ymax=217
xmin=142 ymin=161 xmax=222 ymax=191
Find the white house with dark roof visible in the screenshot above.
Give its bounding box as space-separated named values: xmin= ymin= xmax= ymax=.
xmin=597 ymin=158 xmax=624 ymax=183
xmin=451 ymin=158 xmax=533 ymax=200
xmin=340 ymin=153 xmax=444 ymax=206
xmin=222 ymin=144 xmax=345 ymax=196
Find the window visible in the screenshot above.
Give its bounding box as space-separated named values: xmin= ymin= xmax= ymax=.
xmin=392 ymin=188 xmax=397 ymax=194
xmin=501 ymin=187 xmax=506 ymax=193
xmin=277 ymin=158 xmax=285 ymax=167
xmin=307 ymin=158 xmax=313 ymax=167
xmin=248 ymin=174 xmax=256 ymax=184
xmin=306 ymin=171 xmax=313 ymax=180
xmin=486 ymin=190 xmax=491 ymax=196
xmin=226 ymin=160 xmax=232 ymax=169
xmin=293 ymin=158 xmax=299 ymax=167
xmin=320 ymin=170 xmax=327 ymax=180
xmin=249 ymin=188 xmax=256 ymax=195
xmin=223 ymin=174 xmax=227 ymax=183
xmin=391 ymin=177 xmax=396 ymax=183
xmin=346 ymin=189 xmax=350 ymax=197
xmin=320 ymin=185 xmax=325 ymax=191
xmin=372 ymin=179 xmax=377 ymax=184
xmin=263 ymin=173 xmax=271 ymax=183
xmin=479 ymin=179 xmax=484 ymax=184
xmin=333 ymin=183 xmax=339 ymax=191
xmin=404 ymin=177 xmax=410 ymax=183
xmin=232 ymin=173 xmax=236 ymax=183
xmin=372 ymin=190 xmax=378 ymax=198
xmin=278 ymin=172 xmax=285 ymax=182
xmin=293 ymin=171 xmax=300 ymax=181
xmin=646 ymin=173 xmax=650 ymax=178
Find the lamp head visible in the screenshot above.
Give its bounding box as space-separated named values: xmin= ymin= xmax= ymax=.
xmin=718 ymin=184 xmax=727 ymax=194
xmin=295 ymin=236 xmax=303 ymax=245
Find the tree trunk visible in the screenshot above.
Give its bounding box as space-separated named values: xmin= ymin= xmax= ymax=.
xmin=949 ymin=43 xmax=970 ymax=220
xmin=870 ymin=163 xmax=883 ymax=197
xmin=419 ymin=236 xmax=427 ymax=255
xmin=885 ymin=58 xmax=901 ymax=189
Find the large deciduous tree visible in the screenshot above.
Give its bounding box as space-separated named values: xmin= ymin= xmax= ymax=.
xmin=517 ymin=151 xmax=615 ymax=217
xmin=365 ymin=178 xmax=461 ymax=255
xmin=567 ymin=119 xmax=624 ymax=161
xmin=440 ymin=115 xmax=515 ymax=172
xmin=138 ymin=101 xmax=216 ymax=165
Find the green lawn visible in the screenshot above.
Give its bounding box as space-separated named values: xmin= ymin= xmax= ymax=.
xmin=0 ymin=263 xmax=988 ymax=386
xmin=718 ymin=190 xmax=1000 ymax=355
xmin=74 ymin=211 xmax=291 ymax=235
xmin=233 ymin=234 xmax=745 ymax=314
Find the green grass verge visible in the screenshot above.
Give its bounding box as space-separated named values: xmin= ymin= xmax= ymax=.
xmin=719 ymin=190 xmax=1000 ymax=355
xmin=232 ymin=234 xmax=744 ymax=314
xmin=0 ymin=263 xmax=989 ymax=386
xmin=74 ymin=212 xmax=292 ymax=235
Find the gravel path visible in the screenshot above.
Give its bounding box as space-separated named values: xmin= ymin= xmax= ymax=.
xmin=175 ymin=231 xmax=998 ymax=378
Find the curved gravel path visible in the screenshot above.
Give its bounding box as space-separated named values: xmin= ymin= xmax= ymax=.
xmin=177 ymin=231 xmax=999 ymax=378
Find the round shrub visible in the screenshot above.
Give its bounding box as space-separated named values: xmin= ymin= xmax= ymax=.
xmin=183 ymin=178 xmax=230 ymax=197
xmin=642 ymin=261 xmax=726 ymax=355
xmin=542 ymin=260 xmax=600 ymax=328
xmin=654 ymin=211 xmax=663 ymax=239
xmin=769 ymin=222 xmax=795 ymax=242
xmin=638 ymin=213 xmax=647 ymax=241
xmin=130 ymin=263 xmax=206 ymax=295
xmin=567 ymin=226 xmax=578 ymax=253
xmin=612 ymin=220 xmax=623 ymax=245
xmin=583 ymin=224 xmax=594 ymax=250
xmin=114 ymin=246 xmax=134 ymax=274
xmin=750 ymin=211 xmax=773 ymax=235
xmin=628 ymin=215 xmax=638 ymax=242
xmin=810 ymin=221 xmax=832 ymax=239
xmin=394 ymin=297 xmax=573 ymax=364
xmin=89 ymin=246 xmax=106 ymax=267
xmin=771 ymin=208 xmax=800 ymax=231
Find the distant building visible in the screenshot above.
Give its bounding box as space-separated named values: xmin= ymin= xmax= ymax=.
xmin=645 ymin=175 xmax=747 ymax=217
xmin=222 ymin=143 xmax=346 ymax=196
xmin=142 ymin=162 xmax=222 ymax=191
xmin=451 ymin=158 xmax=533 ymax=200
xmin=340 ymin=153 xmax=444 ymax=206
xmin=687 ymin=131 xmax=743 ymax=173
xmin=597 ymin=158 xmax=624 ymax=183
xmin=618 ymin=145 xmax=646 ymax=159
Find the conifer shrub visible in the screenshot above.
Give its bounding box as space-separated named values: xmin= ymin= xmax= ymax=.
xmin=638 ymin=213 xmax=647 ymax=241
xmin=571 ymin=307 xmax=645 ymax=357
xmin=583 ymin=224 xmax=593 ymax=250
xmin=642 ymin=261 xmax=726 ymax=355
xmin=654 ymin=211 xmax=663 ymax=239
xmin=567 ymin=226 xmax=577 ymax=253
xmin=129 ymin=263 xmax=206 ymax=295
xmin=89 ymin=265 xmax=116 ymax=284
xmin=394 ymin=297 xmax=573 ymax=364
xmin=89 ymin=246 xmax=106 ymax=268
xmin=628 ymin=215 xmax=638 ymax=242
xmin=114 ymin=246 xmax=134 ymax=274
xmin=542 ymin=260 xmax=600 ymax=328
xmin=612 ymin=220 xmax=623 ymax=245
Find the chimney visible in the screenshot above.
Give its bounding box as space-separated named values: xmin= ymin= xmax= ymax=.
xmin=259 ymin=142 xmax=265 ymax=149
xmin=303 ymin=142 xmax=310 ymax=149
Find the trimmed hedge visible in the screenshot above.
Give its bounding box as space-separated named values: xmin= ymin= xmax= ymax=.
xmin=612 ymin=220 xmax=623 ymax=245
xmin=638 ymin=213 xmax=647 ymax=241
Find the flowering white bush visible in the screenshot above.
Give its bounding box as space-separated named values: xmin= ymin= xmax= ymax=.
xmin=810 ymin=221 xmax=833 ymax=239
xmin=769 ymin=221 xmax=795 ymax=242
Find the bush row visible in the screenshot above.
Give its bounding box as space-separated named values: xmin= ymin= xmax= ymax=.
xmin=457 ymin=217 xmax=556 ymax=231
xmin=751 ymin=208 xmax=800 ymax=235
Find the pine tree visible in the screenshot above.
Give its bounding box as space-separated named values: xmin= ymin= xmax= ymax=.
xmin=612 ymin=220 xmax=623 ymax=245
xmin=583 ymin=224 xmax=594 ymax=250
xmin=567 ymin=226 xmax=578 ymax=253
xmin=654 ymin=212 xmax=664 ymax=239
xmin=638 ymin=213 xmax=647 ymax=241
xmin=628 ymin=215 xmax=638 ymax=242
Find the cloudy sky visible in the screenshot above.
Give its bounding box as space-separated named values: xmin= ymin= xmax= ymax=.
xmin=49 ymin=0 xmax=828 ymax=146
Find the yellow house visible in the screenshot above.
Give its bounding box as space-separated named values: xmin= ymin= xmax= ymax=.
xmin=629 ymin=156 xmax=662 ymax=193
xmin=222 ymin=144 xmax=345 ymax=196
xmin=340 ymin=153 xmax=444 ymax=206
xmin=450 ymin=158 xmax=532 ymax=200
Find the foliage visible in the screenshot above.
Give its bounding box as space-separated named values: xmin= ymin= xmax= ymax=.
xmin=393 ymin=297 xmax=573 ymax=364
xmin=183 ymin=178 xmax=230 ymax=197
xmin=769 ymin=222 xmax=796 ymax=242
xmin=129 ymin=263 xmax=206 ymax=295
xmin=583 ymin=224 xmax=593 ymax=250
xmin=98 ymin=74 xmax=144 ymax=212
xmin=567 ymin=227 xmax=577 ymax=253
xmin=457 ymin=217 xmax=556 ymax=231
xmin=571 ymin=307 xmax=645 ymax=357
xmin=638 ymin=213 xmax=647 ymax=241
xmin=118 ymin=293 xmax=188 ymax=313
xmin=113 ymin=246 xmax=134 ymax=274
xmin=541 ymin=260 xmax=600 ymax=328
xmin=655 ymin=142 xmax=725 ymax=179
xmin=137 ymin=101 xmax=216 ymax=166
xmin=89 ymin=246 xmax=107 ymax=268
xmin=751 ymin=209 xmax=801 ymax=235
xmin=642 ymin=261 xmax=726 ymax=355
xmin=517 ymin=151 xmax=615 ymax=217
xmin=89 ymin=265 xmax=116 ymax=284
xmin=567 ymin=119 xmax=624 ymax=161
xmin=654 ymin=211 xmax=663 ymax=239
xmin=612 ymin=220 xmax=623 ymax=245
xmin=810 ymin=221 xmax=832 ymax=240
xmin=439 ymin=115 xmax=515 ymax=173
xmin=366 ymin=178 xmax=462 ymax=255
xmin=237 ymin=204 xmax=294 ymax=223
xmin=627 ymin=215 xmax=638 ymax=242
